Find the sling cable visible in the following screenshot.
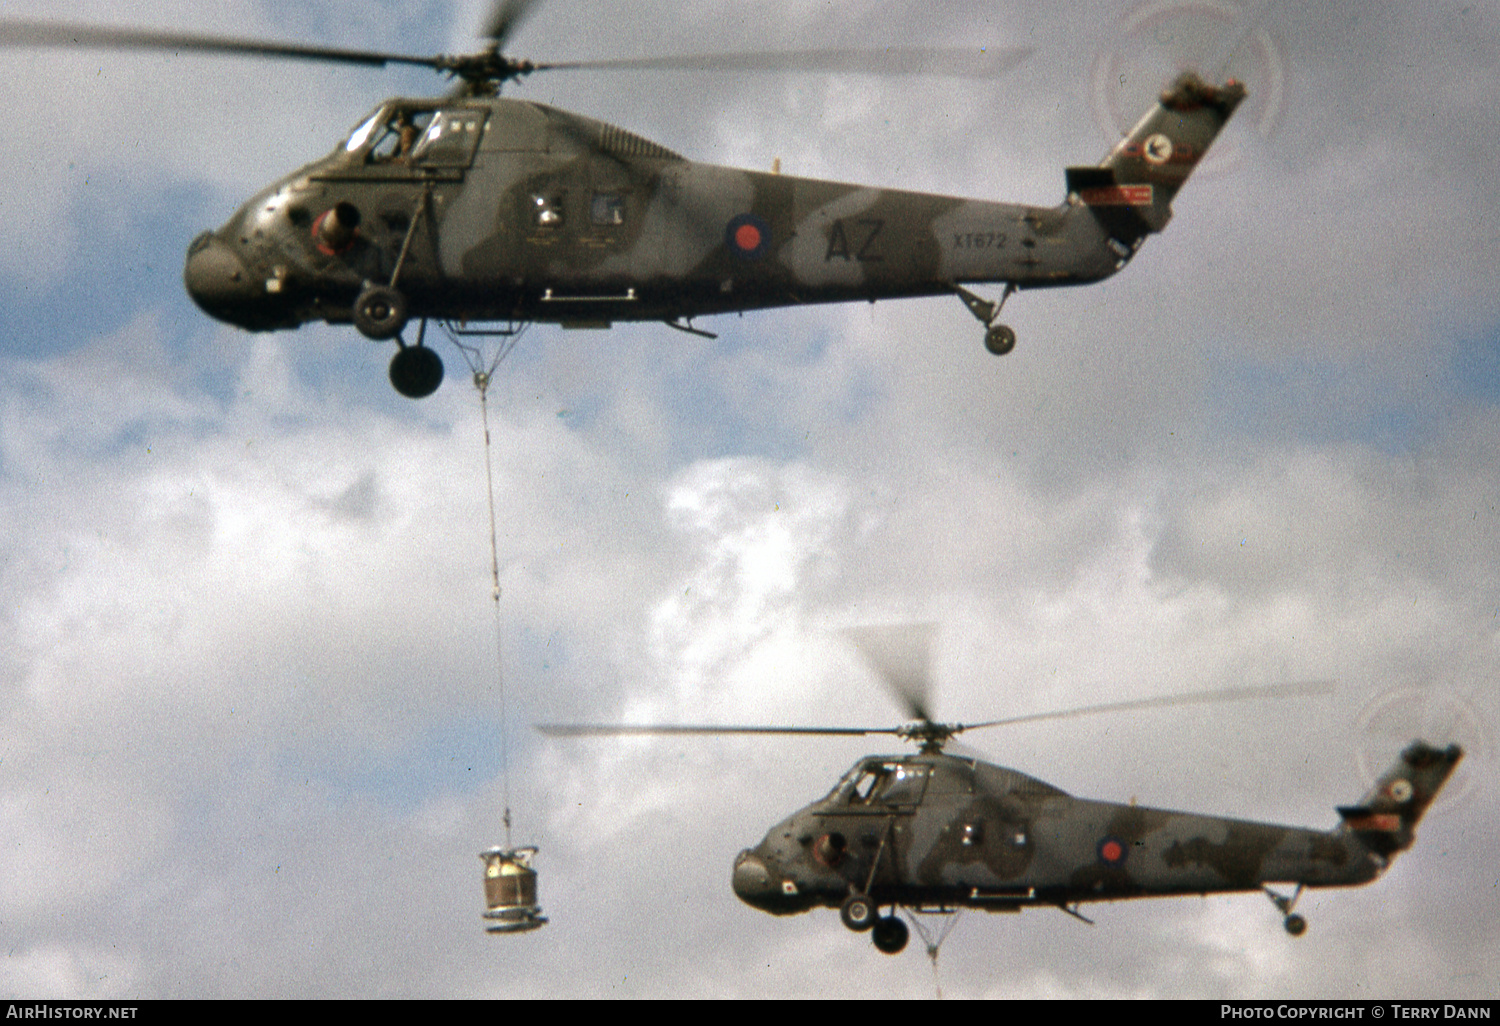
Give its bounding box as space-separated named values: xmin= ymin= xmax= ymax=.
xmin=446 ymin=323 xmax=546 ymax=934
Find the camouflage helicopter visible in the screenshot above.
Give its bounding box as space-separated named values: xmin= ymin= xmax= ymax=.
xmin=540 ymin=630 xmax=1463 ymax=956
xmin=1 ymin=1 xmax=1244 ymax=398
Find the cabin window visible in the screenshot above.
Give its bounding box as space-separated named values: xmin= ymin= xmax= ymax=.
xmin=590 ymin=193 xmax=627 ymax=227
xmin=532 ymin=192 xmax=566 ymax=228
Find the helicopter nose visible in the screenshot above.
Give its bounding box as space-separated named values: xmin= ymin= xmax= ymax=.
xmin=731 ymin=849 xmax=776 ymax=907
xmin=184 ymin=231 xmax=260 ymax=320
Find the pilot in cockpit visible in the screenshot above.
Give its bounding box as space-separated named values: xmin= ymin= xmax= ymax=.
xmin=392 ymin=111 xmax=418 ymax=162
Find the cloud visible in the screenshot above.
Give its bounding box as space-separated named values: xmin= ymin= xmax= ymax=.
xmin=0 ymin=0 xmax=1494 ymax=999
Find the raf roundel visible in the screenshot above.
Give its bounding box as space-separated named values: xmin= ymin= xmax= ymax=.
xmin=1097 ymin=836 xmax=1129 ymax=866
xmin=726 ymin=213 xmax=772 ymax=260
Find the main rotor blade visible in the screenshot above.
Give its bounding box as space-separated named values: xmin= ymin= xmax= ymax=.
xmin=1202 ymin=0 xmax=1276 ymax=81
xmin=0 ymin=20 xmax=445 ymax=71
xmin=536 ymin=45 xmax=1033 ymax=79
xmin=539 ymin=682 xmax=1337 ymax=752
xmin=843 ymin=623 xmax=937 ymax=724
xmin=536 ymin=723 xmax=893 ymax=738
xmin=958 ymin=680 xmax=1338 ymax=734
xmin=0 ymin=22 xmax=1029 ymax=86
xmin=482 ymin=0 xmax=543 ymax=49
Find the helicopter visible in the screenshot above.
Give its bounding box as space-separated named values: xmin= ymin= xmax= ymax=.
xmin=539 ymin=629 xmax=1463 ymax=957
xmin=2 ymin=2 xmax=1245 ymax=398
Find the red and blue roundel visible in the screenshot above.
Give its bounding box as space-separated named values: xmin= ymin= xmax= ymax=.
xmin=1097 ymin=836 xmax=1129 ymax=867
xmin=726 ymin=213 xmax=771 ymax=260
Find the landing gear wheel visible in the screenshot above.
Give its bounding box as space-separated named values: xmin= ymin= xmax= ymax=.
xmin=353 ymin=285 xmax=409 ymax=341
xmin=871 ymin=915 xmax=909 ymax=955
xmin=389 ymin=345 xmax=444 ymax=399
xmin=839 ymin=893 xmax=877 ymax=933
xmin=1265 ymin=884 xmax=1306 ymax=936
xmin=985 ymin=323 xmax=1017 ymax=356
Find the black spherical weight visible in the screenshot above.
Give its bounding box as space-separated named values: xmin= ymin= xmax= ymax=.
xmin=389 ymin=345 xmax=444 ymax=399
xmin=871 ymin=915 xmax=909 ymax=955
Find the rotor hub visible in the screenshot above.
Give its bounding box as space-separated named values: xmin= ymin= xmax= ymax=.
xmin=436 ymin=48 xmax=541 ymax=94
xmin=895 ymin=721 xmax=960 ymax=753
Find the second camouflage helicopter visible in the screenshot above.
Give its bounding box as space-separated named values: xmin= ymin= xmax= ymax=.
xmin=541 ymin=629 xmax=1462 ymax=957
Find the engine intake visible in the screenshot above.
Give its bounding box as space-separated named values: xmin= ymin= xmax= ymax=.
xmin=315 ymin=201 xmax=361 ymax=254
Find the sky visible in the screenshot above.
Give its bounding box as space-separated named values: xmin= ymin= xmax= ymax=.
xmin=0 ymin=0 xmax=1497 ymax=1000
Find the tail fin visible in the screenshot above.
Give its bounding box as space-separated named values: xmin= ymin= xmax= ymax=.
xmin=1066 ymin=73 xmax=1246 ymax=244
xmin=1337 ymin=741 xmax=1463 ymax=859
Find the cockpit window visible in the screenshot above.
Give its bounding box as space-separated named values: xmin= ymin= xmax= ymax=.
xmin=343 ymin=107 xmax=486 ymax=169
xmin=345 ymin=111 xmax=382 ymax=153
xmin=410 ymin=111 xmax=487 ymax=166
xmin=344 ymin=107 xmax=440 ymax=164
xmin=370 ymin=110 xmax=435 ymax=163
xmin=843 ymin=763 xmax=930 ymax=806
xmin=879 ymin=765 xmax=930 ymax=805
xmin=850 ymin=770 xmax=883 ymax=802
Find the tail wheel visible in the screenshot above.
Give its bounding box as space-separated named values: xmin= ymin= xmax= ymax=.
xmin=389 ymin=345 xmax=444 ymax=399
xmin=872 ymin=915 xmax=909 ymax=955
xmin=985 ymin=324 xmax=1017 ymax=356
xmin=839 ymin=893 xmax=877 ymax=933
xmin=354 ymin=285 xmax=409 ymax=341
xmin=1265 ymin=885 xmax=1306 ymax=936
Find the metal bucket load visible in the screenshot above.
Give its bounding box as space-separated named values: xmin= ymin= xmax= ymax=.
xmin=480 ymin=845 xmax=547 ymax=934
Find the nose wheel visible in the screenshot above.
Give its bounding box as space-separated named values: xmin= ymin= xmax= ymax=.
xmin=840 ymin=893 xmax=877 ymax=932
xmin=840 ymin=893 xmax=912 ymax=955
xmin=353 ymin=284 xmax=409 ymax=341
xmin=352 ymin=282 xmax=444 ymax=398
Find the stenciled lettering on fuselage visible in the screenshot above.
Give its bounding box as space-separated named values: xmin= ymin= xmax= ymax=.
xmin=824 ymin=217 xmax=886 ymax=262
xmin=951 ymin=230 xmax=1009 ymax=251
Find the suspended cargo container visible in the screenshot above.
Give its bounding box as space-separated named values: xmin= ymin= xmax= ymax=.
xmin=480 ymin=845 xmax=547 ymax=934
